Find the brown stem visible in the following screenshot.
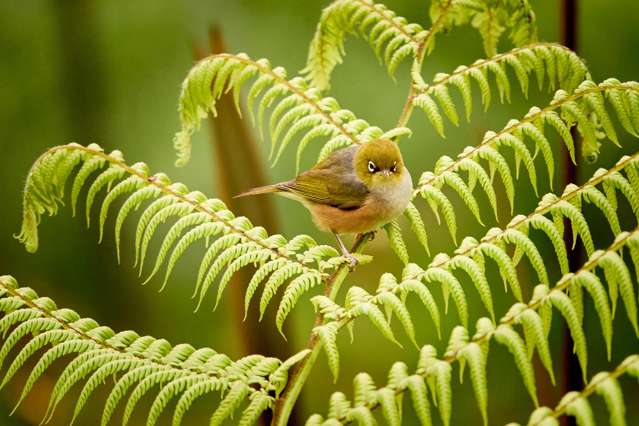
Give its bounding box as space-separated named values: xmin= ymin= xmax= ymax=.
xmin=560 ymin=2 xmax=583 ymax=426
xmin=195 ymin=26 xmax=295 ymax=424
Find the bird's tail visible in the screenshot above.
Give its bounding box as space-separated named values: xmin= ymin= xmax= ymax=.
xmin=234 ymin=184 xmax=282 ymax=198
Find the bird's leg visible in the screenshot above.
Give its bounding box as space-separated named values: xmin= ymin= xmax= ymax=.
xmin=334 ymin=233 xmax=358 ymax=270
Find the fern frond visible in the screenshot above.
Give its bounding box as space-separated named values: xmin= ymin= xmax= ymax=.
xmin=302 ymin=0 xmax=429 ymax=90
xmin=0 ymin=275 xmax=308 ymax=425
xmin=462 ymin=0 xmax=537 ymax=57
xmin=510 ymin=355 xmax=639 ymax=426
xmin=309 ymin=225 xmax=639 ymax=424
xmin=304 ymin=0 xmax=540 ymax=91
xmin=414 ymin=80 xmax=639 ymax=240
xmin=16 ymin=144 xmax=348 ymax=328
xmin=312 ymin=151 xmax=639 ymax=384
xmin=413 ymin=43 xmax=589 ymax=128
xmin=174 ymin=51 xmax=410 ymax=168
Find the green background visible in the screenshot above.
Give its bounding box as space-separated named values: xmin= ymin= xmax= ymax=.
xmin=1 ymin=0 xmax=638 ymax=424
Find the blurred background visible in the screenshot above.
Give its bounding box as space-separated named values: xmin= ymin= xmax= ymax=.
xmin=1 ymin=0 xmax=638 ymax=425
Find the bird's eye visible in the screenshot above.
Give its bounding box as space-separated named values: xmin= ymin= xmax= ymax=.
xmin=367 ymin=161 xmax=377 ymax=173
xmin=390 ymin=161 xmax=397 ymax=173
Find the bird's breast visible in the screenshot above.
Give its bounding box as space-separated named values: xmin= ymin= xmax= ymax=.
xmin=369 ymin=168 xmax=413 ymax=220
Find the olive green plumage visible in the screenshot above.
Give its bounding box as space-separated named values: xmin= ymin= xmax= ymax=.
xmin=236 ymin=139 xmax=413 ymax=265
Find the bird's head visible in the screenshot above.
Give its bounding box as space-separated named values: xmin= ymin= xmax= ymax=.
xmin=354 ymin=139 xmax=406 ymax=188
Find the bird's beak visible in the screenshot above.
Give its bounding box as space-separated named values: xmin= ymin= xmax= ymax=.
xmin=382 ymin=170 xmax=391 ymax=177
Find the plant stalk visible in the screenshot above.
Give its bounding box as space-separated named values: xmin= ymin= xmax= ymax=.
xmin=560 ymin=2 xmax=584 ymax=426
xmin=395 ymin=0 xmax=452 ymax=128
xmin=271 ymin=234 xmax=371 ymax=426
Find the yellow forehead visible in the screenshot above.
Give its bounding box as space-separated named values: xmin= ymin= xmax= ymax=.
xmin=356 ymin=139 xmax=402 ymax=168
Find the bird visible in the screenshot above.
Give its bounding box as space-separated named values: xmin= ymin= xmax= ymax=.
xmin=235 ymin=138 xmax=413 ymax=267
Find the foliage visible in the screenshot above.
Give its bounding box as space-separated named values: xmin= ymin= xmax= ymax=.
xmin=0 ymin=275 xmax=309 ymax=425
xmin=3 ymin=0 xmax=639 ymax=425
xmin=15 ymin=143 xmax=355 ymax=331
xmin=508 ymin=354 xmax=639 ymax=426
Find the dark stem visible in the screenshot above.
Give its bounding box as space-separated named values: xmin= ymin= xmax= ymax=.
xmin=560 ymin=2 xmax=584 ymax=425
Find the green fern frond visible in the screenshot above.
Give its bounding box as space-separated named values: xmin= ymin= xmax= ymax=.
xmin=174 ymin=51 xmax=410 ymax=168
xmin=599 ymin=250 xmax=639 ymax=336
xmin=493 ymin=324 xmax=539 ymax=406
xmin=308 ymin=224 xmax=639 ymax=424
xmin=0 ymin=275 xmax=308 ymax=425
xmin=7 ymin=0 xmax=639 ymax=425
xmin=414 ymin=80 xmax=639 ymax=241
xmin=302 ymin=0 xmax=430 ymax=90
xmin=311 ymin=151 xmax=639 ymax=386
xmin=510 ymin=355 xmax=639 ymax=426
xmin=16 ymin=144 xmax=348 ymax=327
xmin=303 ymin=0 xmax=540 ymax=91
xmin=461 ymin=0 xmax=537 ymax=57
xmin=414 ymin=43 xmax=589 ymax=128
xmin=316 ymin=322 xmax=341 ymax=382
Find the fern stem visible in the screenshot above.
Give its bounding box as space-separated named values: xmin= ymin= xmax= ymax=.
xmin=271 ymin=234 xmax=372 ymax=426
xmin=412 ymin=81 xmax=639 ymax=195
xmin=395 ymin=56 xmax=423 ymax=128
xmin=396 ymin=0 xmax=454 ymax=128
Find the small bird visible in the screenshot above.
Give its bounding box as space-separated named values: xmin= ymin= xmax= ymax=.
xmin=235 ymin=139 xmax=413 ymax=267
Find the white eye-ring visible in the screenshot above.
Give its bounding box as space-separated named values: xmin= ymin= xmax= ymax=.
xmin=367 ymin=161 xmax=376 ymax=173
xmin=390 ymin=161 xmax=397 ymax=173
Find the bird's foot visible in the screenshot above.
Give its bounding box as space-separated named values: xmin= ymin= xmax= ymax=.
xmin=334 ymin=233 xmax=358 ymax=270
xmin=354 ymin=230 xmax=377 ymax=245
xmin=345 ymin=253 xmax=359 ymax=271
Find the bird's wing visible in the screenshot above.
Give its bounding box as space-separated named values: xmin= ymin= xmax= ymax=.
xmin=279 ymin=146 xmax=369 ymax=209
